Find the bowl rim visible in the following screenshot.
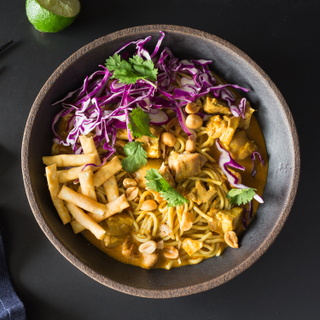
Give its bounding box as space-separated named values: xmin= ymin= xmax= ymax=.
xmin=21 ymin=24 xmax=300 ymax=298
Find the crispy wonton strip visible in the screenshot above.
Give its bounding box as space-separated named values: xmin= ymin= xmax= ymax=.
xmin=45 ymin=164 xmax=71 ymax=225
xmin=57 ymin=185 xmax=107 ymax=216
xmin=57 ymin=136 xmax=101 ymax=183
xmin=70 ymin=194 xmax=130 ymax=233
xmin=93 ymin=156 xmax=122 ymax=187
xmin=42 ymin=154 xmax=96 ymax=167
xmin=57 ymin=164 xmax=98 ymax=183
xmin=89 ymin=194 xmax=129 ymax=221
xmin=103 ymin=175 xmax=119 ymax=202
xmin=80 ymin=135 xmax=101 ymax=165
xmin=78 ymin=170 xmax=96 ymax=201
xmin=70 ymin=220 xmax=86 ymax=234
xmin=65 ymin=202 xmax=106 ymax=240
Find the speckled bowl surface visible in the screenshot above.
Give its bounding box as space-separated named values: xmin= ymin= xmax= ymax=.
xmin=21 ymin=25 xmax=300 ymax=298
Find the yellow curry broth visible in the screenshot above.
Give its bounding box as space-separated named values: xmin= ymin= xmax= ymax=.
xmin=210 ymin=114 xmax=268 ymax=219
xmin=83 ymin=230 xmax=191 ymax=269
xmin=83 ymin=114 xmax=268 ymax=269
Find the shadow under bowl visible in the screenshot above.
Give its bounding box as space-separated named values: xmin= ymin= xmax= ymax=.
xmin=21 ymin=25 xmax=300 ymax=298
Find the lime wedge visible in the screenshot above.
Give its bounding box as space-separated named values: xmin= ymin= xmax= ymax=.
xmin=26 ymin=0 xmax=81 ymax=33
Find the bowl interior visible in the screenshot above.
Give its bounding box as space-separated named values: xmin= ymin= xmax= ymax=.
xmin=22 ymin=25 xmax=299 ymax=298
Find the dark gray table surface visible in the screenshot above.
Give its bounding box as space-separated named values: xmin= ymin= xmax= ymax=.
xmin=0 ymin=1 xmax=319 ymax=319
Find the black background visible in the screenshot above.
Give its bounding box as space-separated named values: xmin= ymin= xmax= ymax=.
xmin=0 ymin=1 xmax=319 ymax=319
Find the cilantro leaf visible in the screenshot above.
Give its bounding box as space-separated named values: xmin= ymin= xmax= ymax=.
xmin=129 ymin=55 xmax=158 ymax=82
xmin=226 ymin=188 xmax=257 ymax=206
xmin=145 ymin=169 xmax=189 ymax=207
xmin=106 ymin=55 xmax=136 ymax=83
xmin=105 ymin=54 xmax=122 ymax=71
xmin=105 ymin=54 xmax=157 ymax=86
xmin=128 ymin=107 xmax=156 ymax=138
xmin=122 ymin=141 xmax=147 ymax=173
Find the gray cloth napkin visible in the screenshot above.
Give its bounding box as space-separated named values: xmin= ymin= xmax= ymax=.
xmin=0 ymin=231 xmax=26 ymax=320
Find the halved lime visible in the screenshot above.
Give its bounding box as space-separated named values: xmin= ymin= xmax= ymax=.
xmin=26 ymin=0 xmax=81 ymax=33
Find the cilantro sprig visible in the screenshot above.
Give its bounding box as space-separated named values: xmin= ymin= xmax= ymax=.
xmin=121 ymin=108 xmax=157 ymax=173
xmin=145 ymin=169 xmax=189 ymax=207
xmin=226 ymin=188 xmax=256 ymax=206
xmin=122 ymin=141 xmax=147 ymax=173
xmin=128 ymin=107 xmax=156 ymax=138
xmin=105 ymin=53 xmax=158 ymax=173
xmin=105 ymin=54 xmax=158 ymax=87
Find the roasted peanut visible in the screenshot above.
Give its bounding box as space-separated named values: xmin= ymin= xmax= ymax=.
xmin=159 ymin=224 xmax=172 ymax=237
xmin=126 ymin=187 xmax=139 ymax=201
xmin=161 ymin=132 xmax=176 ymax=147
xmin=162 ymin=246 xmax=179 ymax=260
xmin=224 ymin=231 xmax=239 ymax=248
xmin=185 ymin=139 xmax=196 ymax=152
xmin=140 ymin=200 xmax=157 ymax=211
xmin=123 ymin=178 xmax=137 ymax=189
xmin=185 ymin=102 xmax=200 ymax=114
xmin=185 ymin=114 xmax=203 ymax=129
xmin=139 ymin=240 xmax=157 ymax=254
xmin=142 ymin=253 xmax=159 ymax=268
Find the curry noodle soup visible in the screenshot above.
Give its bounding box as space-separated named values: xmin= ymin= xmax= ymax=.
xmin=43 ymin=32 xmax=268 ymax=270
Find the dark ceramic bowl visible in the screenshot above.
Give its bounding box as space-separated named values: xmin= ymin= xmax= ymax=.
xmin=21 ymin=25 xmax=300 ymax=298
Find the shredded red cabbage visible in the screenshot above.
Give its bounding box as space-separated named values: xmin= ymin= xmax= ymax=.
xmin=216 ymin=139 xmax=264 ymax=204
xmin=52 ymin=31 xmax=250 ymax=161
xmin=251 ymin=151 xmax=265 ymax=177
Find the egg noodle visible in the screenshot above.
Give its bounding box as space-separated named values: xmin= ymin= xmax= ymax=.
xmin=52 ymin=103 xmax=235 ymax=270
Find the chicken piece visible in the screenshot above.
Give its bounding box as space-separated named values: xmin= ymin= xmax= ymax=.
xmin=206 ymin=115 xmax=240 ymax=145
xmin=168 ymin=151 xmax=207 ymax=181
xmin=203 ymin=97 xmax=232 ymax=115
xmin=207 ymin=207 xmax=243 ymax=235
xmin=105 ymin=212 xmax=133 ymax=236
xmin=182 ymin=238 xmax=203 ymax=256
xmin=103 ymin=234 xmax=126 ymax=248
xmin=238 ymin=101 xmax=255 ymax=130
xmin=135 ymin=125 xmax=163 ymax=158
xmin=122 ymin=237 xmax=140 ymax=260
xmin=116 ymin=129 xmax=132 ymax=140
xmin=159 ymin=162 xmax=176 ymax=188
xmin=226 ymin=130 xmax=258 ymax=161
xmin=186 ymin=180 xmax=217 ymax=205
xmin=132 ymin=159 xmax=162 ymax=188
xmin=180 ymin=211 xmax=194 ymax=232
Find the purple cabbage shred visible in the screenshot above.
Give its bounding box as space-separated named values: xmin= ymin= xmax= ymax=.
xmin=51 ymin=31 xmax=250 ymax=161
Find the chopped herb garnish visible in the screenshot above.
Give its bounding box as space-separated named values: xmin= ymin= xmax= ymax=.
xmin=105 ymin=53 xmax=158 ymax=87
xmin=122 ymin=141 xmax=147 ymax=173
xmin=145 ymin=169 xmax=189 ymax=207
xmin=226 ymin=188 xmax=257 ymax=206
xmin=129 ymin=107 xmax=156 ymax=138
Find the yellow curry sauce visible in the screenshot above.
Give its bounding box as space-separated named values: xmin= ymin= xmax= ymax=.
xmin=82 ymin=114 xmax=268 ymax=269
